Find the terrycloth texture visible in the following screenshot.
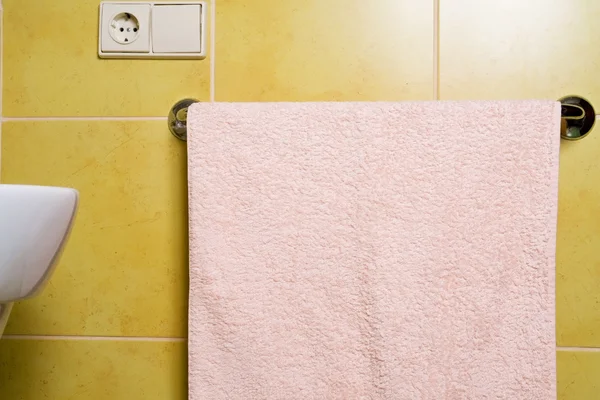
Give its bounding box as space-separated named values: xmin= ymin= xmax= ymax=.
xmin=187 ymin=101 xmax=559 ymax=400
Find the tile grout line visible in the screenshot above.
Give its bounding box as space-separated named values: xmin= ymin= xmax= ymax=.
xmin=557 ymin=346 xmax=600 ymax=353
xmin=0 ymin=336 xmax=598 ymax=350
xmin=1 ymin=7 xmax=3 ymax=182
xmin=2 ymin=334 xmax=186 ymax=342
xmin=209 ymin=0 xmax=215 ymax=102
xmin=2 ymin=116 xmax=168 ymax=122
xmin=433 ymin=0 xmax=440 ymax=100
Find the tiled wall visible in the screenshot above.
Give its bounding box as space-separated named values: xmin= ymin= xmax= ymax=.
xmin=0 ymin=0 xmax=598 ymax=398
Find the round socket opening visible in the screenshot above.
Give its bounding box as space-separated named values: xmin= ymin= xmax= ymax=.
xmin=109 ymin=12 xmax=140 ymax=44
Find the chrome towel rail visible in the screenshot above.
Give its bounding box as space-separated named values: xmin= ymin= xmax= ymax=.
xmin=169 ymin=96 xmax=595 ymax=142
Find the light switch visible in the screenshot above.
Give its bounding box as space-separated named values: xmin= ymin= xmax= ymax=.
xmin=152 ymin=5 xmax=202 ymax=53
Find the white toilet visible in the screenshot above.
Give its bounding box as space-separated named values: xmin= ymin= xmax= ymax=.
xmin=0 ymin=185 xmax=78 ymax=336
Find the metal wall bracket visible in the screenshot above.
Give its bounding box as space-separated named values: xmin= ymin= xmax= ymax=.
xmin=168 ymin=98 xmax=198 ymax=141
xmin=560 ymin=95 xmax=595 ymax=140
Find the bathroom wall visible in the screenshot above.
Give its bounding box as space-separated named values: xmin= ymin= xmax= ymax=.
xmin=0 ymin=0 xmax=598 ymax=398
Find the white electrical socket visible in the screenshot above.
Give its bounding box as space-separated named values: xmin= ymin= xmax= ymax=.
xmin=99 ymin=2 xmax=206 ymax=59
xmin=109 ymin=12 xmax=140 ymax=44
xmin=100 ymin=3 xmax=151 ymax=53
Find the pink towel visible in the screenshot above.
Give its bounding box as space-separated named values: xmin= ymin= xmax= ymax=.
xmin=187 ymin=101 xmax=559 ymax=399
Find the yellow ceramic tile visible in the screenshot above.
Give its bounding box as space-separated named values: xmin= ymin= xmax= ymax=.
xmin=216 ymin=0 xmax=433 ymax=101
xmin=558 ymin=350 xmax=600 ymax=399
xmin=440 ymin=0 xmax=600 ymax=104
xmin=0 ymin=339 xmax=186 ymax=399
xmin=3 ymin=0 xmax=210 ymax=117
xmin=556 ymin=133 xmax=600 ymax=346
xmin=440 ymin=0 xmax=600 ymax=347
xmin=1 ymin=121 xmax=188 ymax=337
